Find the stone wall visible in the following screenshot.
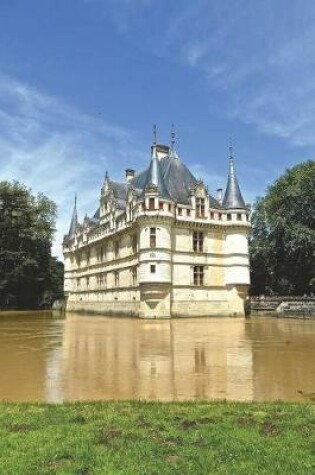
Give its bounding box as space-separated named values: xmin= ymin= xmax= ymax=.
xmin=251 ymin=296 xmax=315 ymax=317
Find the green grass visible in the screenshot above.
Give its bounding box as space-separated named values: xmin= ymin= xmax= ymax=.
xmin=0 ymin=401 xmax=314 ymax=474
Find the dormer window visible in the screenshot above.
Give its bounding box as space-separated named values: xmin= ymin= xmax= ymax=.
xmin=159 ymin=201 xmax=164 ymax=210
xmin=196 ymin=198 xmax=205 ymax=218
xmin=149 ymin=198 xmax=155 ymax=210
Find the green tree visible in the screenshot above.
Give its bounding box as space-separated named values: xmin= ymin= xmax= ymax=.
xmin=250 ymin=161 xmax=315 ymax=295
xmin=0 ymin=181 xmax=63 ymax=309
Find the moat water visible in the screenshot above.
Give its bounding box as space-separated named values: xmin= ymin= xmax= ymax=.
xmin=0 ymin=312 xmax=314 ymax=403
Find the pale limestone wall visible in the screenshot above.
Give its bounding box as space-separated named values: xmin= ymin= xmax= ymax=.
xmin=139 ymin=223 xmax=171 ymax=249
xmin=139 ymin=260 xmax=171 ymax=284
xmin=224 ymin=231 xmax=250 ymax=286
xmin=139 ymin=288 xmax=171 ymax=319
xmin=64 ymin=214 xmax=250 ymax=317
xmin=67 ymin=287 xmax=140 ymax=316
xmin=174 ymin=228 xmax=191 ymax=252
xmin=207 ymin=232 xmax=224 ymax=254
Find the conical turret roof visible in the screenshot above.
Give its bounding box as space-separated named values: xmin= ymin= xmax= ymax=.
xmin=68 ymin=195 xmax=78 ymax=238
xmin=223 ymin=154 xmax=245 ymax=209
xmin=141 ymin=145 xmax=171 ymax=199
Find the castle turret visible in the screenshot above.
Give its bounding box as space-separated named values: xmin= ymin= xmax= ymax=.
xmin=222 ymin=144 xmax=245 ymax=209
xmin=138 ymin=138 xmax=174 ymax=318
xmin=68 ymin=194 xmax=78 ymax=238
xmin=223 ymin=143 xmax=250 ymax=314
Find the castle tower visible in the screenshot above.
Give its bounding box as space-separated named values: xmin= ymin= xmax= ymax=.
xmin=138 ymin=141 xmax=174 ymax=318
xmin=223 ymin=142 xmax=250 ymax=314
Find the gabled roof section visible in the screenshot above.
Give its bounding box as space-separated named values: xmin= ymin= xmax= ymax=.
xmin=223 ymin=157 xmax=245 ymax=209
xmin=108 ymin=180 xmax=128 ymax=210
xmin=131 ymin=151 xmax=197 ymax=204
xmin=159 ymin=155 xmax=197 ymax=204
xmin=131 ymin=148 xmax=222 ymax=206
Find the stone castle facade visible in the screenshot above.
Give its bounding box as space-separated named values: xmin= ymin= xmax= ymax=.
xmin=63 ymin=135 xmax=251 ymax=318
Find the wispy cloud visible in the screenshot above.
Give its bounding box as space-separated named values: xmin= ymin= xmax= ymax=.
xmin=91 ymin=0 xmax=315 ymax=150
xmin=0 ymin=75 xmax=145 ymax=258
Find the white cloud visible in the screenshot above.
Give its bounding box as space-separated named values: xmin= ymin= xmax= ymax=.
xmin=0 ymin=75 xmax=145 ymax=258
xmin=93 ymin=0 xmax=315 ymax=150
xmin=184 ymin=41 xmax=209 ymax=67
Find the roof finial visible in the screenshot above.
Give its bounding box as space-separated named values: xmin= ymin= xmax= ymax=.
xmin=171 ymin=124 xmax=175 ymax=148
xmin=74 ymin=193 xmax=77 ymax=208
xmin=228 ymin=137 xmax=234 ymax=163
xmin=153 ymin=124 xmax=157 ymax=146
xmin=170 ymin=123 xmax=177 ymax=158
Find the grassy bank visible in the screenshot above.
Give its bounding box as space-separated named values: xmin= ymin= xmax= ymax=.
xmin=0 ymin=401 xmax=314 ymax=474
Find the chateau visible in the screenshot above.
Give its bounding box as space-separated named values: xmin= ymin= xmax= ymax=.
xmin=63 ymin=132 xmax=251 ymax=318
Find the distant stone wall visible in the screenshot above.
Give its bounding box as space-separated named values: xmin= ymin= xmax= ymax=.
xmin=251 ymin=296 xmax=315 ymax=317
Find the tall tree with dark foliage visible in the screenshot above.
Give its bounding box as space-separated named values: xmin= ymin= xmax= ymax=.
xmin=0 ymin=181 xmax=63 ymax=309
xmin=250 ymin=161 xmax=315 ymax=295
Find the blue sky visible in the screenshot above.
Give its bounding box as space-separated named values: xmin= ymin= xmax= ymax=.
xmin=0 ymin=0 xmax=314 ymax=257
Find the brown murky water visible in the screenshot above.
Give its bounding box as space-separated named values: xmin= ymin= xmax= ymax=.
xmin=0 ymin=312 xmax=314 ymax=402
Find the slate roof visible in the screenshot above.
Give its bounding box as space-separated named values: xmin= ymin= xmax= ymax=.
xmin=222 ymin=158 xmax=245 ymax=209
xmin=109 ymin=181 xmax=128 ymax=210
xmin=131 ymin=153 xmax=222 ymax=206
xmin=87 ymin=148 xmax=230 ymax=226
xmin=68 ymin=199 xmax=78 ymax=238
xmin=139 ymin=146 xmax=172 ymax=200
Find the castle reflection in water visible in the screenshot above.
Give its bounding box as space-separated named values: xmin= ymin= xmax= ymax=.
xmin=0 ymin=313 xmax=314 ymax=402
xmin=45 ymin=314 xmax=315 ymax=403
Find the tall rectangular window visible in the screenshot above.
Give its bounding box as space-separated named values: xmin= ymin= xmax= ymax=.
xmin=193 ymin=266 xmax=204 ymax=286
xmin=132 ymin=234 xmax=137 ymax=254
xmin=159 ymin=201 xmax=164 ymax=210
xmin=149 ymin=198 xmax=155 ymax=210
xmin=114 ymin=271 xmax=119 ymax=287
xmin=86 ymin=277 xmax=90 ymax=288
xmin=114 ymin=240 xmax=120 ymax=258
xmin=150 ymin=227 xmax=156 ymax=248
xmin=193 ymin=231 xmax=204 ymax=253
xmin=196 ymin=198 xmax=205 ymax=218
xmin=132 ymin=267 xmax=137 ymax=286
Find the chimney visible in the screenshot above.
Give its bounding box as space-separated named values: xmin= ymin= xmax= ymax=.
xmin=125 ymin=169 xmax=135 ymax=182
xmin=151 ymin=144 xmax=170 ymax=159
xmin=216 ymin=188 xmax=223 ymax=204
